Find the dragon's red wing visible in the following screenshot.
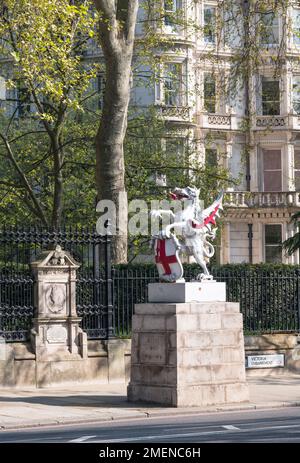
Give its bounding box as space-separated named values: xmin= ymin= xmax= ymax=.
xmin=191 ymin=192 xmax=223 ymax=230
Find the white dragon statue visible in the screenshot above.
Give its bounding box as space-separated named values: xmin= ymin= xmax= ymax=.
xmin=150 ymin=186 xmax=223 ymax=282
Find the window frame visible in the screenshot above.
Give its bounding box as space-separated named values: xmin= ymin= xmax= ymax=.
xmin=262 ymin=148 xmax=282 ymax=192
xmin=164 ymin=0 xmax=183 ymax=30
xmin=203 ymin=72 xmax=216 ymax=113
xmin=203 ymin=4 xmax=216 ymax=45
xmin=203 ymin=70 xmax=227 ymax=114
xmin=205 ymin=147 xmax=218 ymax=167
xmin=154 ymin=136 xmax=186 ymax=186
xmin=264 ymin=224 xmax=283 ymax=263
xmin=261 ymin=78 xmax=280 ymax=116
xmin=86 ymin=74 xmax=105 ymax=111
xmin=162 ymin=61 xmax=187 ymax=107
xmin=17 ymin=86 xmax=31 ymax=117
xmin=259 ymin=11 xmax=280 ymax=47
xmin=292 ymin=76 xmax=300 ymax=114
xmin=294 ymin=149 xmax=300 ymax=190
xmin=292 ymin=8 xmax=300 ymax=46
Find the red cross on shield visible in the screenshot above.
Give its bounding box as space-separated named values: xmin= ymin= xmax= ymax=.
xmin=154 ymin=237 xmax=183 ymax=282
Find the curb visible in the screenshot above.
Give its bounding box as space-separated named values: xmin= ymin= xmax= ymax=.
xmin=1 ymin=401 xmax=300 ymax=431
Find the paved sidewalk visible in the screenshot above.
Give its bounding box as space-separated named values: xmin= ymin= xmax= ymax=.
xmin=0 ymin=375 xmax=299 ymax=430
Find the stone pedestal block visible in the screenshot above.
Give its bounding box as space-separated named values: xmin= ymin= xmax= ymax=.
xmin=148 ymin=281 xmax=226 ymax=303
xmin=128 ymin=302 xmax=249 ymax=407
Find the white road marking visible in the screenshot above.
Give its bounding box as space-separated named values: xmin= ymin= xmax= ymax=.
xmin=222 ymin=425 xmax=240 ymax=430
xmin=93 ymin=423 xmax=300 ymax=443
xmin=69 ymin=435 xmax=96 ymax=443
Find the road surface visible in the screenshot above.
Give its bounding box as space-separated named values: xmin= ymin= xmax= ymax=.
xmin=0 ymin=407 xmax=300 ymax=443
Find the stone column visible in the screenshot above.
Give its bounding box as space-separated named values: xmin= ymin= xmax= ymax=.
xmin=286 ymin=142 xmax=295 ymax=191
xmin=220 ymin=222 xmax=230 ymax=264
xmin=250 ymin=145 xmax=259 ymax=191
xmin=225 ymin=136 xmax=233 ymax=170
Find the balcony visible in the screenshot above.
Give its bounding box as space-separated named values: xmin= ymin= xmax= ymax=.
xmin=224 ymin=191 xmax=300 ymax=208
xmin=198 ymin=113 xmax=300 ymax=132
xmin=255 ymin=114 xmax=300 ymax=131
xmin=197 ymin=112 xmax=240 ymax=130
xmin=157 ymin=105 xmax=193 ymax=123
xmin=255 ymin=115 xmax=287 ymax=130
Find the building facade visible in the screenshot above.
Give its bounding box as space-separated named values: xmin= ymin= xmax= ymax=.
xmin=132 ymin=0 xmax=300 ymax=264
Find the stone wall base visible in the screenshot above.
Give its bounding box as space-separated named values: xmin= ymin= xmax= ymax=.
xmin=1 ymin=333 xmax=300 ymax=388
xmin=0 ymin=339 xmax=131 ymax=388
xmin=245 ymin=333 xmax=300 ymax=376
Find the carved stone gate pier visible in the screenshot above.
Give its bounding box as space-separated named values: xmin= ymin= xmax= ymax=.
xmin=30 ymin=245 xmax=88 ymax=386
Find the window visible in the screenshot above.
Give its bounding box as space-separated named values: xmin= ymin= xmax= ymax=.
xmin=164 ymin=0 xmax=182 ymax=28
xmin=164 ymin=63 xmax=184 ymax=106
xmin=294 ymin=150 xmax=300 ymax=190
xmin=262 ymin=149 xmax=282 ymax=192
xmin=260 ymin=12 xmax=279 ymax=45
xmin=223 ymin=3 xmax=240 ymax=48
xmin=166 ymin=137 xmax=184 ymax=160
xmin=265 ymin=224 xmax=282 ymax=263
xmin=165 ymin=137 xmax=185 ymax=184
xmin=293 ymin=77 xmax=300 ymax=114
xmin=84 ymin=38 xmax=99 ymax=56
xmin=17 ymin=85 xmax=31 ymax=117
xmin=87 ymin=74 xmax=105 ymax=110
xmin=152 ymin=172 xmax=167 ymax=187
xmin=151 ymin=137 xmax=185 ymax=187
xmin=204 ymin=5 xmax=216 ymax=44
xmin=292 ymin=9 xmax=300 ymax=45
xmin=204 ymin=73 xmax=216 ymax=113
xmin=205 ymin=148 xmax=218 ymax=167
xmin=97 ymin=74 xmax=105 ymax=110
xmin=262 ymin=79 xmax=280 ymax=115
xmin=4 ymin=85 xmax=17 ymax=117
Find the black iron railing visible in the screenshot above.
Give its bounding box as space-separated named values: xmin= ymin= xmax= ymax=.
xmin=0 ymin=227 xmax=113 ymax=341
xmin=112 ymin=265 xmax=300 ymax=336
xmin=0 ymin=227 xmax=300 ymax=341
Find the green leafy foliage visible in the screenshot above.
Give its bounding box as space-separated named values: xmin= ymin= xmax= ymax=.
xmin=0 ymin=1 xmax=99 ymax=225
xmin=283 ymin=211 xmax=300 ymax=256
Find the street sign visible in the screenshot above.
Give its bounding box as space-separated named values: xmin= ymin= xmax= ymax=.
xmin=246 ymin=354 xmax=284 ymax=369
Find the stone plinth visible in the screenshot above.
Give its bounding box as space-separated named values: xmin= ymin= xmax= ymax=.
xmin=128 ymin=302 xmax=249 ymax=407
xmin=148 ymin=281 xmax=226 ymax=303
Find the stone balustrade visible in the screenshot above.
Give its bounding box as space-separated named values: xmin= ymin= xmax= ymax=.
xmin=198 ymin=113 xmax=300 ymax=131
xmin=207 ymin=114 xmax=231 ymax=125
xmin=255 ymin=115 xmax=287 ymax=128
xmin=224 ymin=191 xmax=300 ymax=208
xmin=197 ymin=112 xmax=239 ymax=130
xmin=159 ymin=105 xmax=191 ymax=121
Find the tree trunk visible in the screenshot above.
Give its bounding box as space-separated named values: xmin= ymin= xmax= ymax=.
xmin=94 ymin=0 xmax=138 ymax=263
